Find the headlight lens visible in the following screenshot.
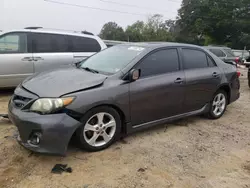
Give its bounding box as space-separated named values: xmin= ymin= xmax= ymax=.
xmin=30 ymin=97 xmax=74 ymax=114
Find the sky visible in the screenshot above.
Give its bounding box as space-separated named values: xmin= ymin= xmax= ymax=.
xmin=0 ymin=0 xmax=182 ymax=35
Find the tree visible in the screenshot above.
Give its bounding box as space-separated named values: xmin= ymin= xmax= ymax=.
xmin=125 ymin=21 xmax=145 ymax=42
xmin=125 ymin=14 xmax=174 ymax=42
xmin=99 ymin=22 xmax=127 ymax=41
xmin=177 ymin=0 xmax=250 ymax=48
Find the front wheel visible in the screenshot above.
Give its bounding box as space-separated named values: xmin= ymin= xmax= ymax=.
xmin=206 ymin=90 xmax=227 ymax=119
xmin=76 ymin=106 xmax=122 ymax=152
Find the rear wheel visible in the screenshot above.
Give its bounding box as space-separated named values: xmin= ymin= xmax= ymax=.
xmin=76 ymin=106 xmax=122 ymax=152
xmin=206 ymin=90 xmax=227 ymax=119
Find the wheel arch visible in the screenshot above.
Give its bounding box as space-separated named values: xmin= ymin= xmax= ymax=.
xmin=72 ymin=103 xmax=127 ymax=136
xmin=217 ymin=84 xmax=231 ymax=104
xmin=94 ymin=104 xmax=127 ymax=133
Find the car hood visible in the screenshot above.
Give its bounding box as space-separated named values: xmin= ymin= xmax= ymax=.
xmin=22 ymin=67 xmax=107 ymax=97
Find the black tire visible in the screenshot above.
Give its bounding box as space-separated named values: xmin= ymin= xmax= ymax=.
xmin=76 ymin=106 xmax=122 ymax=152
xmin=206 ymin=90 xmax=228 ymax=119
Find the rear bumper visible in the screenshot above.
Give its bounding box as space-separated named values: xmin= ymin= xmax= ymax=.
xmin=230 ymin=90 xmax=240 ymax=104
xmin=229 ymin=78 xmax=240 ymax=104
xmin=8 ymin=100 xmax=81 ymax=156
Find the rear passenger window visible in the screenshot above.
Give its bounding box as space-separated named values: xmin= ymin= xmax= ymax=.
xmin=69 ymin=36 xmax=101 ymax=52
xmin=182 ymin=49 xmax=208 ymax=69
xmin=207 ymin=56 xmax=216 ymax=67
xmin=138 ymin=49 xmax=179 ymax=78
xmin=32 ymin=33 xmax=68 ymax=53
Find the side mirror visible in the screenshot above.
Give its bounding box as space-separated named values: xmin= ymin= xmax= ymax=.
xmin=129 ymin=69 xmax=140 ymax=82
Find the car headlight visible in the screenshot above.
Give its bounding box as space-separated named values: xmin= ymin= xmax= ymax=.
xmin=30 ymin=97 xmax=75 ymax=114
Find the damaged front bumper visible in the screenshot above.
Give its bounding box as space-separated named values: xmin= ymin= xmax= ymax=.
xmin=8 ymin=100 xmax=81 ymax=156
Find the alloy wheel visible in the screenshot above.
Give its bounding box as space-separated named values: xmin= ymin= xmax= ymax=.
xmin=212 ymin=93 xmax=226 ymax=116
xmin=83 ymin=112 xmax=116 ymax=147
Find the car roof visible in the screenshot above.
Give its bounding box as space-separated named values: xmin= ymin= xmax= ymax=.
xmin=204 ymin=46 xmax=232 ymax=50
xmin=119 ymin=42 xmax=202 ymax=49
xmin=1 ymin=29 xmax=100 ymax=39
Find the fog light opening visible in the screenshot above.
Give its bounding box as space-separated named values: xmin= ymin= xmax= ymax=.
xmin=28 ymin=132 xmax=42 ymax=146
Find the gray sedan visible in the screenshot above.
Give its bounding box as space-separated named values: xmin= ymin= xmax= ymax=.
xmin=8 ymin=43 xmax=240 ymax=155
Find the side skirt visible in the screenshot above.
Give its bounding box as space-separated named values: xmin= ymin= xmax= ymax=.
xmin=126 ymin=104 xmax=210 ymax=134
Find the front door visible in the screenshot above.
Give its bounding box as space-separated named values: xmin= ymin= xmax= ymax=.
xmin=181 ymin=48 xmax=222 ymax=112
xmin=129 ymin=48 xmax=185 ymax=126
xmin=0 ymin=32 xmax=34 ymax=87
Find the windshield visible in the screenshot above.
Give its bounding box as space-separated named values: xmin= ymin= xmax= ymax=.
xmin=80 ymin=45 xmax=145 ymax=74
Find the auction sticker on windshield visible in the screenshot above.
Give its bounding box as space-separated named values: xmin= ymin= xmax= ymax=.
xmin=128 ymin=46 xmax=145 ymax=52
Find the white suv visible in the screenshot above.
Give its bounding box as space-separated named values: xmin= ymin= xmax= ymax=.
xmin=0 ymin=27 xmax=107 ymax=88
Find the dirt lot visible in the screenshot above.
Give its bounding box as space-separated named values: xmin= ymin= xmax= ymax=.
xmin=0 ymin=69 xmax=250 ymax=188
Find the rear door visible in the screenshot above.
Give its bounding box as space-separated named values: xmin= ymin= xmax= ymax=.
xmin=181 ymin=48 xmax=221 ymax=112
xmin=0 ymin=32 xmax=34 ymax=87
xmin=31 ymin=32 xmax=73 ymax=72
xmin=68 ymin=35 xmax=102 ymax=63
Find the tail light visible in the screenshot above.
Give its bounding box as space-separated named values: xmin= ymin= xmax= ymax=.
xmin=235 ymin=57 xmax=240 ymax=64
xmin=237 ymin=70 xmax=241 ymax=77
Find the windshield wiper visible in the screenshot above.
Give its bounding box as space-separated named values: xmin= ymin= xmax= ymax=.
xmin=81 ymin=67 xmax=99 ymax=74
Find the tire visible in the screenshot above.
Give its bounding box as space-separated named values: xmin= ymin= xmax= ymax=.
xmin=76 ymin=106 xmax=122 ymax=152
xmin=206 ymin=90 xmax=228 ymax=119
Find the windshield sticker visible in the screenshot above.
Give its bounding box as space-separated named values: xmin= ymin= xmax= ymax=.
xmin=128 ymin=46 xmax=145 ymax=52
xmin=114 ymin=68 xmax=120 ymax=72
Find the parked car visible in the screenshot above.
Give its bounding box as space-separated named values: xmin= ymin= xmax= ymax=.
xmin=0 ymin=27 xmax=107 ymax=88
xmin=232 ymin=49 xmax=250 ymax=67
xmin=232 ymin=49 xmax=250 ymax=60
xmin=205 ymin=46 xmax=242 ymax=65
xmin=8 ymin=43 xmax=240 ymax=155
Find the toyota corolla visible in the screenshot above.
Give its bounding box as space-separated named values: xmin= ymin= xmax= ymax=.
xmin=8 ymin=43 xmax=240 ymax=155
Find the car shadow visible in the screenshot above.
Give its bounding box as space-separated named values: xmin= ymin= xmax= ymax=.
xmin=0 ymin=88 xmax=14 ymax=97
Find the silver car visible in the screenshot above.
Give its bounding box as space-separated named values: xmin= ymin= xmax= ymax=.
xmin=0 ymin=28 xmax=107 ymax=88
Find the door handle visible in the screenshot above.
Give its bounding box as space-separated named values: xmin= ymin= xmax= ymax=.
xmin=33 ymin=57 xmax=44 ymax=61
xmin=22 ymin=57 xmax=33 ymax=61
xmin=212 ymin=72 xmax=219 ymax=78
xmin=174 ymin=78 xmax=184 ymax=84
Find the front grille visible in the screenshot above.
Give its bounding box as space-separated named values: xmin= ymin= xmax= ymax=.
xmin=13 ymin=95 xmax=32 ymax=109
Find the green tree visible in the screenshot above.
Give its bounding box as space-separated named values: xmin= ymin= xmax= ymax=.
xmin=177 ymin=0 xmax=250 ymax=48
xmin=125 ymin=21 xmax=145 ymax=42
xmin=99 ymin=22 xmax=127 ymax=41
xmin=125 ymin=14 xmax=174 ymax=42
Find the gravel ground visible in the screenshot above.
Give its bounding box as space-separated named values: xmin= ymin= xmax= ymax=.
xmin=0 ymin=69 xmax=250 ymax=188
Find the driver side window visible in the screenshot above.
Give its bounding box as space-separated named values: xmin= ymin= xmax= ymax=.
xmin=137 ymin=49 xmax=180 ymax=78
